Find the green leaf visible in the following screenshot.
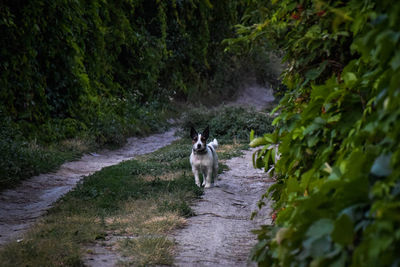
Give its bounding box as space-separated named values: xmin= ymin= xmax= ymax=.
xmin=331 ymin=214 xmax=354 ymax=245
xmin=307 ymin=135 xmax=319 ymax=147
xmin=304 ymin=117 xmax=326 ymax=135
xmin=306 ymin=219 xmax=334 ymax=239
xmin=250 ymin=129 xmax=255 ymax=142
xmin=305 ymin=61 xmax=328 ymax=81
xmin=305 ymin=25 xmax=321 ymax=39
xmin=327 ymin=114 xmax=341 ymax=123
xmin=304 ymin=236 xmax=332 ymax=258
xmin=303 ymin=220 xmax=335 ymax=258
xmin=250 ymin=137 xmax=267 ymax=147
xmin=390 ymin=50 xmax=400 ymax=70
xmin=370 ymin=153 xmax=392 ymax=177
xmin=343 ymin=72 xmax=357 ymax=87
xmin=263 ymin=133 xmax=277 ymax=143
xmin=286 ymin=177 xmax=301 ymax=193
xmin=263 ymin=150 xmax=271 ymax=170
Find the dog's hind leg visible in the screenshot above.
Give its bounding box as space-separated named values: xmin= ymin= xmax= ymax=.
xmin=213 ymin=163 xmax=218 ymax=183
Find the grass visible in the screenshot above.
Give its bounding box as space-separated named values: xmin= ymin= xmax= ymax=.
xmin=0 ymin=138 xmax=246 ymax=266
xmin=0 ymin=137 xmax=90 ymax=190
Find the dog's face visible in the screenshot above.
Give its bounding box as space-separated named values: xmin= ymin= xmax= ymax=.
xmin=190 ymin=126 xmax=209 ymax=152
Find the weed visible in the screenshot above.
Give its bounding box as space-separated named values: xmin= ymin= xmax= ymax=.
xmin=118 ymin=236 xmax=174 ymax=266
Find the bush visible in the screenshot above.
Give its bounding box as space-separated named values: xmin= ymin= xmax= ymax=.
xmin=231 ymin=0 xmax=400 ymax=266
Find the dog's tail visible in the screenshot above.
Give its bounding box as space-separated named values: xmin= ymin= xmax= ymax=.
xmin=208 ymin=138 xmax=218 ymax=150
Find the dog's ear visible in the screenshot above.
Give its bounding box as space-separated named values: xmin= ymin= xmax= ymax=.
xmin=202 ymin=126 xmax=209 ymax=140
xmin=190 ymin=127 xmax=198 ymax=139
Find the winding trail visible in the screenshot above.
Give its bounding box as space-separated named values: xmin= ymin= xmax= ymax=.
xmin=172 ymin=82 xmax=275 ymax=266
xmin=0 ymin=129 xmax=178 ymax=245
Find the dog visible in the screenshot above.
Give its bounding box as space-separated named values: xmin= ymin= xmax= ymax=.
xmin=190 ymin=126 xmax=218 ymax=188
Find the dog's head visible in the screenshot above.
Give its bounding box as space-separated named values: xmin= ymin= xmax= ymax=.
xmin=190 ymin=126 xmax=209 ymax=152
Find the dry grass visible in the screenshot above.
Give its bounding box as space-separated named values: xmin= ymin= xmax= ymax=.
xmin=139 ymin=171 xmax=184 ymax=182
xmin=118 ymin=236 xmax=175 ymax=266
xmin=97 ymin=198 xmax=187 ymax=266
xmin=143 ymin=213 xmax=187 ymax=233
xmin=105 ymin=198 xmax=187 ymax=235
xmin=218 ymin=143 xmax=240 ymax=154
xmin=60 ymin=138 xmax=90 ymax=153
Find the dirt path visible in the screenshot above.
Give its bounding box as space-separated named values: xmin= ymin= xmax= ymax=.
xmin=229 ymin=83 xmax=275 ymax=111
xmin=172 ymin=82 xmax=275 ymax=266
xmin=173 ymin=149 xmax=273 ymax=267
xmin=0 ymin=129 xmax=178 ymax=246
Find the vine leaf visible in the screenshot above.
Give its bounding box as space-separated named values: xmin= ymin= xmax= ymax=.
xmin=331 ymin=214 xmax=354 ymax=245
xmin=370 ymin=153 xmax=392 ymax=177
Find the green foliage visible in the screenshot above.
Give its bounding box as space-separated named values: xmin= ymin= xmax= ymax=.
xmin=0 ymin=0 xmax=243 ymax=123
xmin=230 ymin=0 xmax=400 ymax=266
xmin=0 ymin=0 xmax=247 ymax=189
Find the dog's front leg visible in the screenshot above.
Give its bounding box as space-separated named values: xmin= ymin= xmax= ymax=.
xmin=192 ymin=168 xmax=201 ymax=187
xmin=201 ymin=172 xmax=206 ymax=187
xmin=204 ymin=169 xmax=213 ymax=188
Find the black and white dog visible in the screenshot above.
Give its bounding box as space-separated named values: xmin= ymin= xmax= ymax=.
xmin=190 ymin=126 xmax=218 ymax=188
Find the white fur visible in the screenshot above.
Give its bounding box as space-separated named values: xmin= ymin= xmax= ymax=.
xmin=190 ymin=136 xmax=218 ymax=188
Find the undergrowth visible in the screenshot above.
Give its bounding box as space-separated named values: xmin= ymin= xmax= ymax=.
xmin=232 ymin=0 xmax=400 ymax=266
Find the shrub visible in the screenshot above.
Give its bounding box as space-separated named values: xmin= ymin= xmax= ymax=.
xmin=230 ymin=0 xmax=400 ymax=266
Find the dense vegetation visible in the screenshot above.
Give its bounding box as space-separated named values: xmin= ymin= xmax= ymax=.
xmin=231 ymin=0 xmax=400 ymax=266
xmin=0 ymin=0 xmax=253 ymax=189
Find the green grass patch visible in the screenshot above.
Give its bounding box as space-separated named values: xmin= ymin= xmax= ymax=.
xmin=0 ymin=137 xmax=90 ymax=190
